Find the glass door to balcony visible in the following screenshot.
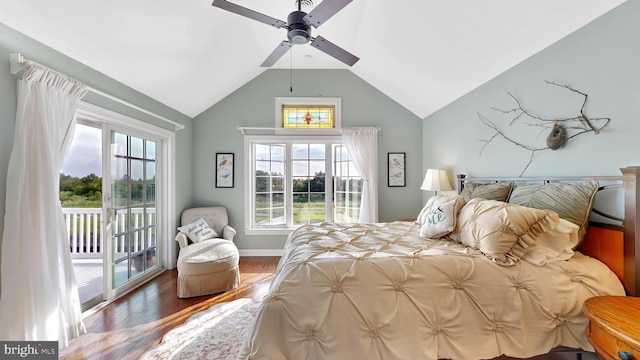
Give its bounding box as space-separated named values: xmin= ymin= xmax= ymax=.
xmin=61 ymin=122 xmax=104 ymax=312
xmin=64 ymin=103 xmax=172 ymax=310
xmin=106 ymin=129 xmax=160 ymax=296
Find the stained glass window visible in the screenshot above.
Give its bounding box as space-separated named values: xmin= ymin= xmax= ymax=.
xmin=282 ymin=105 xmax=335 ymax=129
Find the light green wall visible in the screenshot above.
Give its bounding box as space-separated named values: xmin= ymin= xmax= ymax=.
xmin=0 ymin=23 xmax=194 ymax=265
xmin=192 ymin=69 xmax=423 ymax=250
xmin=5 ymin=0 xmax=633 ymax=255
xmin=423 ymin=0 xmax=640 ymax=184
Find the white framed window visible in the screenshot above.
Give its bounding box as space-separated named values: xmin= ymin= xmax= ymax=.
xmin=244 ymin=135 xmax=362 ymax=235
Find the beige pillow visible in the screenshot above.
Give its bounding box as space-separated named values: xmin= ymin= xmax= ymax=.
xmin=417 ymin=195 xmax=467 ymax=238
xmin=508 ymin=180 xmax=598 ymax=247
xmin=460 ymin=182 xmax=513 ymax=201
xmin=521 ymin=219 xmax=580 ymax=266
xmin=177 ymin=217 xmax=218 ymax=243
xmin=452 ymin=198 xmax=560 ymax=266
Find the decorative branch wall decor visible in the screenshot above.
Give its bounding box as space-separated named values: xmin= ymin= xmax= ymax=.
xmin=477 ymin=81 xmax=611 ymax=176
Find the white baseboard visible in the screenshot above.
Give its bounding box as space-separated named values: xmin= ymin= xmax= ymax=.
xmin=239 ymin=249 xmax=284 ymax=257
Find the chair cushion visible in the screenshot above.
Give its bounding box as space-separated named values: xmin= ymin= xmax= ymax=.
xmin=177 ymin=239 xmax=239 ymax=276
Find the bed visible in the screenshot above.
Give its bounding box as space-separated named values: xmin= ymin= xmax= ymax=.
xmin=238 ymin=167 xmax=640 ymax=360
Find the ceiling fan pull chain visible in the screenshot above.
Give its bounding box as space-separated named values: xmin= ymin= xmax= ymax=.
xmin=290 ymin=46 xmax=293 ymax=92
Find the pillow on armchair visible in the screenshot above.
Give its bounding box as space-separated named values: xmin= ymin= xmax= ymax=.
xmin=175 ymin=207 xmax=237 ymax=249
xmin=177 ymin=217 xmax=218 ymax=243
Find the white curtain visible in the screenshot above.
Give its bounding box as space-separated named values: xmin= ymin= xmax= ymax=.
xmin=0 ymin=65 xmax=87 ymax=348
xmin=342 ymin=127 xmax=379 ymax=223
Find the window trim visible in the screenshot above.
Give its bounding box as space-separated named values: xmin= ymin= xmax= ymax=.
xmin=244 ymin=134 xmax=347 ymax=235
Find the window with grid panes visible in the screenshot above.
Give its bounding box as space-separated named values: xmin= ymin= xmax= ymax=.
xmin=247 ymin=137 xmax=362 ymax=231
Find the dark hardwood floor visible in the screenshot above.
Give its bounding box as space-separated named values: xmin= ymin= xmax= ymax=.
xmin=60 ymin=256 xmax=281 ymax=360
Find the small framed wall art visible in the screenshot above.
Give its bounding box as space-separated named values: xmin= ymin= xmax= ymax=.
xmin=388 ymin=152 xmax=406 ymax=187
xmin=215 ymin=152 xmax=234 ymax=188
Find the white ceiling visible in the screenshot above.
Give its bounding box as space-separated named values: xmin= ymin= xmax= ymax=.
xmin=0 ymin=0 xmax=627 ymax=119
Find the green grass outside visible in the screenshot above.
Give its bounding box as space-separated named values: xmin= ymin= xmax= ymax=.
xmin=256 ymin=201 xmax=360 ymax=224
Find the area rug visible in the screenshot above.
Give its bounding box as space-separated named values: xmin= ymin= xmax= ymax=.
xmin=140 ymin=298 xmax=261 ymax=360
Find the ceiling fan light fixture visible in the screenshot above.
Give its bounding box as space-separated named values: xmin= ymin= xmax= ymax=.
xmin=288 ymin=29 xmax=310 ymax=44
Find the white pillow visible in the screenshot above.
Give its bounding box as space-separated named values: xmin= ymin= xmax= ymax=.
xmin=177 ymin=217 xmax=218 ymax=243
xmin=418 ymin=195 xmax=467 ymax=239
xmin=521 ymin=218 xmax=580 ymax=266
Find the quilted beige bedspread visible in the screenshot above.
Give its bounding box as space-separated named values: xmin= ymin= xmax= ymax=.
xmin=238 ymin=221 xmax=625 ymax=360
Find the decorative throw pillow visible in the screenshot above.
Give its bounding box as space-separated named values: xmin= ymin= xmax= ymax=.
xmin=417 ymin=195 xmax=466 ymax=226
xmin=460 ymin=182 xmax=513 ymax=202
xmin=508 ymin=180 xmax=598 ymax=248
xmin=177 ymin=217 xmax=218 ymax=243
xmin=417 ymin=195 xmax=467 ymax=238
xmin=521 ymin=219 xmax=580 ymax=266
xmin=452 ymin=198 xmax=560 ymax=266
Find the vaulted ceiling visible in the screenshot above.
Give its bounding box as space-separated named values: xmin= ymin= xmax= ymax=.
xmin=0 ymin=0 xmax=626 ymax=119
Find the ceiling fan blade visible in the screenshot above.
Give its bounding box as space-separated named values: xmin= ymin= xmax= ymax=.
xmin=212 ymin=0 xmax=287 ymax=29
xmin=303 ymin=0 xmax=353 ymax=28
xmin=261 ymin=41 xmax=293 ymax=67
xmin=310 ymin=36 xmax=359 ymax=66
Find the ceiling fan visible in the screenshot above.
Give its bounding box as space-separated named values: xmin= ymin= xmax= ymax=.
xmin=211 ymin=0 xmax=359 ymax=67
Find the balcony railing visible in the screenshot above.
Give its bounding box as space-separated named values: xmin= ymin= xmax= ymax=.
xmin=64 ymin=208 xmax=102 ymax=259
xmin=63 ymin=207 xmax=155 ymax=259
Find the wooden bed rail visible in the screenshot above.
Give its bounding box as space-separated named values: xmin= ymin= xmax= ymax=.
xmin=457 ymin=166 xmax=640 ymax=296
xmin=621 ymin=166 xmax=640 ymax=296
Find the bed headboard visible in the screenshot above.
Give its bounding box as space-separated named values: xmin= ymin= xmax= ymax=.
xmin=456 ymin=166 xmax=640 ymax=296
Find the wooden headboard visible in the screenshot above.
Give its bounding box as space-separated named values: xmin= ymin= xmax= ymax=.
xmin=457 ymin=166 xmax=640 ymax=296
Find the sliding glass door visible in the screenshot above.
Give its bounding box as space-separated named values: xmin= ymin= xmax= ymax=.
xmin=70 ymin=101 xmax=174 ymax=306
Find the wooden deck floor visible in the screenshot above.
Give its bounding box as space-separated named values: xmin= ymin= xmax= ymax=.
xmin=60 ymin=256 xmax=280 ymax=360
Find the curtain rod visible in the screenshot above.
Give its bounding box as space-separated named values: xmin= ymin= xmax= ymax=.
xmin=9 ymin=53 xmax=185 ymax=132
xmin=237 ymin=126 xmax=381 ymax=134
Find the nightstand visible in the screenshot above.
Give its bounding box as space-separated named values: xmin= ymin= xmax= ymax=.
xmin=583 ymin=296 xmax=640 ymax=360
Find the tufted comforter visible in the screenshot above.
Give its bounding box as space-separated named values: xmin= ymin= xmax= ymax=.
xmin=238 ymin=221 xmax=625 ymax=360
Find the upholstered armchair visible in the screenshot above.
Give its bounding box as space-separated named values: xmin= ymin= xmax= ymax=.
xmin=175 ymin=206 xmax=240 ymax=298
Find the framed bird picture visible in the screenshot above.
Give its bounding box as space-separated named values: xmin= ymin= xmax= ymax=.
xmin=388 ymin=152 xmax=406 ymax=187
xmin=215 ymin=153 xmax=234 ymax=188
